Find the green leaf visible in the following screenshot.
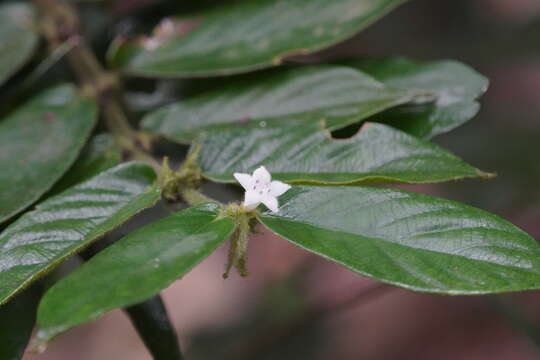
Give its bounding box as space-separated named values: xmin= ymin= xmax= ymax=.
xmin=0 ymin=162 xmax=161 ymax=305
xmin=49 ymin=134 xmax=122 ymax=195
xmin=0 ymin=288 xmax=40 ymax=360
xmin=142 ymin=66 xmax=410 ymax=143
xmin=36 ymin=203 xmax=234 ymax=342
xmin=0 ymin=85 xmax=98 ymax=224
xmin=346 ymin=57 xmax=489 ymax=138
xmin=108 ymin=0 xmax=406 ymax=78
xmin=260 ymin=186 xmax=540 ymax=294
xmin=198 ymin=121 xmax=490 ymax=185
xmin=0 ymin=3 xmax=38 ymax=86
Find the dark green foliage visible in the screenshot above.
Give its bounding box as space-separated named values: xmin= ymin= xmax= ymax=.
xmin=0 ymin=0 xmax=534 ymax=358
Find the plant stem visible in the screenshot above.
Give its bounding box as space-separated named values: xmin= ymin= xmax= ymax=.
xmin=35 ymin=1 xmax=185 ymax=358
xmin=125 ymin=296 xmax=185 ymax=360
xmin=33 ymin=0 xmax=159 ymax=170
xmin=179 ymin=187 xmax=216 ymax=206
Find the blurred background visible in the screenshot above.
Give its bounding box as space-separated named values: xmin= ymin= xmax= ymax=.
xmin=23 ymin=0 xmax=540 ymax=359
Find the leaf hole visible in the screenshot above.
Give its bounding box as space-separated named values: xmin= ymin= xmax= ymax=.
xmin=330 ymin=121 xmax=364 ymax=139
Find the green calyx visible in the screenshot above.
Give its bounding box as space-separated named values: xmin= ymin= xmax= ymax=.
xmin=220 ymin=203 xmax=259 ymax=278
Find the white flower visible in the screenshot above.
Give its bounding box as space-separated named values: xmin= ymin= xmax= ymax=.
xmin=234 ymin=166 xmax=291 ymax=213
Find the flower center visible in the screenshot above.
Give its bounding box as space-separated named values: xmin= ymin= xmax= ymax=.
xmin=252 ymin=179 xmax=270 ymax=194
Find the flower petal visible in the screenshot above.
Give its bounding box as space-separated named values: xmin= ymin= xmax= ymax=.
xmin=269 ymin=181 xmax=291 ymax=197
xmin=234 ymin=173 xmax=253 ymax=190
xmin=262 ymin=195 xmax=279 ymax=213
xmin=244 ymin=190 xmax=262 ymax=209
xmin=253 ymin=166 xmax=271 ymax=185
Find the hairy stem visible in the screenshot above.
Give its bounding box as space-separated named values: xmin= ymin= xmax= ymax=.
xmin=222 ymin=204 xmax=257 ymax=278
xmin=179 ymin=187 xmax=217 ymax=206
xmin=35 ymin=1 xmax=184 ymax=357
xmin=33 ymin=0 xmax=158 ymax=170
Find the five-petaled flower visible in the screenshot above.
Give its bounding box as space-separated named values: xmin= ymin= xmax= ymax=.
xmin=234 ymin=166 xmax=291 ymax=213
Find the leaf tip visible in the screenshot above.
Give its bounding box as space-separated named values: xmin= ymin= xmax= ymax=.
xmin=271 ymin=48 xmax=311 ymax=65
xmin=30 ymin=331 xmax=50 ymax=354
xmin=477 ymin=169 xmax=497 ymax=180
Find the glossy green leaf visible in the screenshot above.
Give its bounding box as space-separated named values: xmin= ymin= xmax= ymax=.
xmin=49 ymin=134 xmax=122 ymax=195
xmin=0 ymin=85 xmax=98 ymax=224
xmin=347 ymin=57 xmax=489 ymax=138
xmin=0 ymin=3 xmax=38 ymax=86
xmin=0 ymin=163 xmax=161 ymax=305
xmin=142 ymin=66 xmax=410 ymax=143
xmin=0 ymin=288 xmax=40 ymax=360
xmin=37 ymin=203 xmax=234 ymax=342
xmin=260 ymin=186 xmax=540 ymax=294
xmin=108 ymin=0 xmax=406 ymax=77
xmin=198 ymin=121 xmax=489 ymax=185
